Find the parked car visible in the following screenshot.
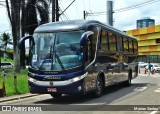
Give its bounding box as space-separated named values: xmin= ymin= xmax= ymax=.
xmin=138 ymin=62 xmax=147 ymax=68
xmin=0 ymin=62 xmax=13 ymax=69
xmin=152 ymin=64 xmax=160 ymax=73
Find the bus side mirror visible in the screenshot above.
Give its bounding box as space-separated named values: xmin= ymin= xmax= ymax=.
xmin=80 ymin=31 xmax=94 ymax=49
xmin=19 ymin=35 xmax=34 ymax=51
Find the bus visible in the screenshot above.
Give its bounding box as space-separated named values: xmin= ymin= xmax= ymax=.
xmin=19 ymin=20 xmax=138 ymax=98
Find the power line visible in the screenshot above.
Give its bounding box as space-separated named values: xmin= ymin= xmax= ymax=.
xmin=86 ymin=0 xmax=160 ymax=16
xmin=114 ymin=0 xmax=160 ymax=13
xmin=59 ymin=0 xmax=70 ymax=20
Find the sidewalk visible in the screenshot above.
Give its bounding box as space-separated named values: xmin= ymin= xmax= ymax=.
xmin=0 ymin=93 xmax=40 ymax=103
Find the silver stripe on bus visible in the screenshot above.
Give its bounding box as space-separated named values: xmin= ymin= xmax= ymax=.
xmin=85 ymin=27 xmax=100 ymax=70
xmin=28 ymin=73 xmax=87 ymax=86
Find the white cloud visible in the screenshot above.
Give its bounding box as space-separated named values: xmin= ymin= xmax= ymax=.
xmin=0 ymin=7 xmax=10 ymax=33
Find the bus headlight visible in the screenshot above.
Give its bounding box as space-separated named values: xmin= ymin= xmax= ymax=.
xmin=28 ymin=77 xmax=37 ymax=82
xmin=70 ymin=72 xmax=88 ymax=83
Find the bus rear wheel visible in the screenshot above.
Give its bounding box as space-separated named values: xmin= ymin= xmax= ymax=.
xmin=93 ymin=77 xmax=103 ymax=97
xmin=50 ymin=93 xmax=62 ymax=98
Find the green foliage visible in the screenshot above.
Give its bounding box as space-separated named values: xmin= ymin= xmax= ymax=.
xmin=25 ymin=0 xmax=51 ymax=35
xmin=0 ymin=69 xmax=29 ymax=96
xmin=0 ymin=32 xmax=12 ymax=50
xmin=0 ymin=57 xmax=14 ymax=63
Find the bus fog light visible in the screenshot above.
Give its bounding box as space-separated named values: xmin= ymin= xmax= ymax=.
xmin=78 ymin=86 xmax=82 ymax=91
xmin=28 ymin=77 xmax=36 ymax=82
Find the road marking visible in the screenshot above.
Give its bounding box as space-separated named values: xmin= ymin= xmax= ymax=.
xmin=154 ymin=88 xmax=160 ymax=93
xmin=150 ymin=111 xmax=158 ymax=114
xmin=70 ymin=102 xmax=106 ymax=105
xmin=134 ymin=87 xmax=147 ymax=92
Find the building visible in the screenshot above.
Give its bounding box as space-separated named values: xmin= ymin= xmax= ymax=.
xmin=137 ymin=17 xmax=155 ymax=28
xmin=126 ymin=25 xmax=160 ymax=63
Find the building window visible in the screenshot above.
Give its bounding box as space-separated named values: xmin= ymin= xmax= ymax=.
xmin=156 ymin=38 xmax=160 ymax=43
xmin=137 ymin=22 xmax=141 ymax=28
xmin=142 ymin=21 xmax=146 ymax=28
xmin=149 ymin=22 xmax=154 ymax=26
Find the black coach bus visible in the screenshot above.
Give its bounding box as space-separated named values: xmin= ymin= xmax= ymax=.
xmin=19 ymin=20 xmax=138 ymax=98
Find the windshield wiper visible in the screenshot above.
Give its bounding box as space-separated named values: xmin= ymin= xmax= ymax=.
xmin=55 ymin=53 xmax=65 ymax=70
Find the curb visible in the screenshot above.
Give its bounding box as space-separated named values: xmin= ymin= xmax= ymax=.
xmin=0 ymin=94 xmax=41 ymax=103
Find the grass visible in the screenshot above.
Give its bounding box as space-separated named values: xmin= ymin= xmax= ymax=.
xmin=0 ymin=69 xmax=29 ymax=96
xmin=0 ymin=57 xmax=14 ymax=63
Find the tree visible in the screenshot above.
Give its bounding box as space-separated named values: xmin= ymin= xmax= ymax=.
xmin=6 ymin=0 xmax=21 ymax=72
xmin=0 ymin=32 xmax=12 ymax=51
xmin=25 ymin=0 xmax=51 ymax=35
xmin=19 ymin=0 xmax=51 ymax=68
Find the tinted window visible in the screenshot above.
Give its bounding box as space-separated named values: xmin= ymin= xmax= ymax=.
xmin=133 ymin=40 xmax=138 ymax=53
xmin=129 ymin=39 xmax=134 ymax=53
xmin=100 ymin=29 xmax=108 ymax=50
xmin=108 ymin=32 xmax=117 ymax=51
xmin=123 ymin=37 xmax=129 ymax=52
xmin=117 ymin=36 xmax=123 ymax=52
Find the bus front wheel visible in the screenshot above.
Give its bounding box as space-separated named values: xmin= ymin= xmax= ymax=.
xmin=50 ymin=93 xmax=62 ymax=98
xmin=93 ymin=77 xmax=103 ymax=97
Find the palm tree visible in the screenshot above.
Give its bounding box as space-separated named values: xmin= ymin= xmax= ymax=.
xmin=0 ymin=32 xmax=12 ymax=51
xmin=6 ymin=0 xmax=21 ymax=72
xmin=25 ymin=0 xmax=51 ymax=35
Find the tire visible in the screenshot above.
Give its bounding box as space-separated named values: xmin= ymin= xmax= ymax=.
xmin=93 ymin=77 xmax=103 ymax=97
xmin=124 ymin=71 xmax=132 ymax=86
xmin=50 ymin=93 xmax=62 ymax=98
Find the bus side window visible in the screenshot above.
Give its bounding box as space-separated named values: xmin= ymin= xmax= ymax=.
xmin=100 ymin=29 xmax=108 ymax=50
xmin=129 ymin=39 xmax=134 ymax=53
xmin=117 ymin=36 xmax=123 ymax=52
xmin=123 ymin=37 xmax=129 ymax=52
xmin=133 ymin=40 xmax=138 ymax=54
xmin=108 ymin=32 xmax=117 ymax=51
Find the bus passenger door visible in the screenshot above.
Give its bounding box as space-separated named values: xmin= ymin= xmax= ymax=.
xmin=83 ymin=38 xmax=96 ymax=92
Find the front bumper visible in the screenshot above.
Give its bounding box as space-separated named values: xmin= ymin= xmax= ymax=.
xmin=28 ymin=79 xmax=84 ymax=94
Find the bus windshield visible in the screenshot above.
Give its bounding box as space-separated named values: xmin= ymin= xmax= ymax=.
xmin=31 ymin=30 xmax=84 ymax=71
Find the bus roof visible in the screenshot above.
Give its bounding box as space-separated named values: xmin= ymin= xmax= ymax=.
xmin=34 ymin=20 xmax=136 ymax=40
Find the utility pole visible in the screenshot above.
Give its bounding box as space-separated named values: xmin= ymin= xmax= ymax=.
xmin=107 ymin=0 xmax=113 ymax=26
xmin=83 ymin=11 xmax=86 ymax=20
xmin=52 ymin=0 xmax=59 ymax=22
xmin=52 ymin=0 xmax=55 ymax=22
xmin=56 ymin=0 xmax=59 ymax=21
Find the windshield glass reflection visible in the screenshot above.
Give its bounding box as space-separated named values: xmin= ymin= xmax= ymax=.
xmin=31 ymin=30 xmax=84 ymax=71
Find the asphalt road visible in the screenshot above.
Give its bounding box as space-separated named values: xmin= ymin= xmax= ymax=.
xmin=1 ymin=75 xmax=160 ymax=114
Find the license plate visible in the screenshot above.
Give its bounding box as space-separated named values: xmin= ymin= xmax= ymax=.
xmin=47 ymin=88 xmax=57 ymax=92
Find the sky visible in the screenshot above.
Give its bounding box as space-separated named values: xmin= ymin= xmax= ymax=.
xmin=0 ymin=0 xmax=160 ymax=34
